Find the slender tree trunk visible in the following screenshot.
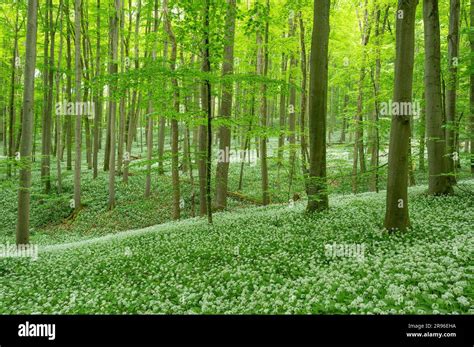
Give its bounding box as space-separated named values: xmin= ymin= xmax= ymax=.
xmin=204 ymin=0 xmax=213 ymax=223
xmin=123 ymin=0 xmax=140 ymax=183
xmin=369 ymin=6 xmax=383 ymax=192
xmin=306 ymin=0 xmax=330 ymax=213
xmin=471 ymin=0 xmax=474 ymax=175
xmin=65 ymin=0 xmax=73 ymax=171
xmin=288 ymin=16 xmax=297 ymax=197
xmin=418 ymin=96 xmax=426 ymax=172
xmin=299 ymin=11 xmax=309 ymax=187
xmin=17 ymin=0 xmax=38 ymax=244
xmin=7 ymin=22 xmax=19 ymax=178
xmin=73 ymin=0 xmax=82 ymax=212
xmin=117 ymin=5 xmax=126 ymax=176
xmin=384 ymin=0 xmax=418 ymax=232
xmin=352 ymin=1 xmax=370 ymax=193
xmin=93 ymin=0 xmax=101 ymax=179
xmin=339 ymin=94 xmax=348 ymax=143
xmin=56 ymin=0 xmax=64 ymax=193
xmin=107 ymin=0 xmax=120 ymax=210
xmin=164 ymin=0 xmax=181 ymax=220
xmin=277 ymin=50 xmax=287 ymax=176
xmin=258 ymin=0 xmax=270 ymax=205
xmin=145 ymin=0 xmax=158 ymax=197
xmin=198 ymin=8 xmax=210 ymax=217
xmin=41 ymin=0 xmax=51 ymax=191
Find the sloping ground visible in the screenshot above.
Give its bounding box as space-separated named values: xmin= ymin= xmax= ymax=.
xmin=0 ymin=181 xmax=472 ymax=314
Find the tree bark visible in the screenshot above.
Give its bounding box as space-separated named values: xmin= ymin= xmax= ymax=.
xmin=445 ymin=0 xmax=460 ymax=184
xmin=17 ymin=0 xmax=38 ymax=244
xmin=163 ymin=0 xmax=181 ymax=220
xmin=73 ymin=0 xmax=82 ymax=212
xmin=384 ymin=0 xmax=418 ymax=231
xmin=471 ymin=0 xmax=474 ymax=175
xmin=306 ymin=0 xmax=330 ymax=213
xmin=215 ymin=0 xmax=236 ymax=210
xmin=423 ymin=0 xmax=453 ymax=195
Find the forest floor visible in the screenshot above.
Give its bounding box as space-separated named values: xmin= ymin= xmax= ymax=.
xmin=0 ymin=179 xmax=472 ymax=314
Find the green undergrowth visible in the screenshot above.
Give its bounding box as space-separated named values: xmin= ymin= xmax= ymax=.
xmin=0 ymin=180 xmax=472 ymax=314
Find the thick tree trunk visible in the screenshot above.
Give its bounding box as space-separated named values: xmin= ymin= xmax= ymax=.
xmin=384 ymin=0 xmax=418 ymax=232
xmin=306 ymin=0 xmax=330 ymax=213
xmin=17 ymin=0 xmax=38 ymax=245
xmin=423 ymin=0 xmax=453 ymax=195
xmin=215 ymin=0 xmax=236 ymax=210
xmin=445 ymin=0 xmax=460 ymax=184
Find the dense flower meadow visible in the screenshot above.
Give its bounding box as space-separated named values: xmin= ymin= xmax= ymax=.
xmin=0 ymin=182 xmax=472 ymax=314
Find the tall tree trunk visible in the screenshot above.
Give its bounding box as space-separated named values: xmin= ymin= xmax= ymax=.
xmin=352 ymin=0 xmax=370 ymax=193
xmin=445 ymin=0 xmax=460 ymax=184
xmin=204 ymin=0 xmax=213 ymax=223
xmin=471 ymin=0 xmax=474 ymax=175
xmin=93 ymin=0 xmax=102 ymax=179
xmin=73 ymin=0 xmax=82 ymax=212
xmin=107 ymin=0 xmax=120 ymax=210
xmin=306 ymin=0 xmax=330 ymax=213
xmin=56 ymin=0 xmax=64 ymax=193
xmin=384 ymin=0 xmax=418 ymax=232
xmin=288 ymin=16 xmax=297 ymax=197
xmin=418 ymin=95 xmax=426 ymax=172
xmin=65 ymin=0 xmax=73 ymax=171
xmin=17 ymin=0 xmax=38 ymax=244
xmin=116 ymin=4 xmax=126 ymax=176
xmin=198 ymin=7 xmax=210 ymax=217
xmin=123 ymin=0 xmax=140 ymax=183
xmin=215 ymin=0 xmax=236 ymax=210
xmin=42 ymin=0 xmax=55 ymax=193
xmin=258 ymin=0 xmax=270 ymax=205
xmin=423 ymin=0 xmax=453 ymax=195
xmin=277 ymin=49 xmax=287 ymax=178
xmin=7 ymin=17 xmax=19 ymax=178
xmin=164 ymin=0 xmax=181 ymax=220
xmin=369 ymin=6 xmax=385 ymax=192
xmin=299 ymin=11 xmax=309 ymax=187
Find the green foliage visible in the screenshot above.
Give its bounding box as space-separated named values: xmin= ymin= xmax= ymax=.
xmin=0 ymin=181 xmax=472 ymax=314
